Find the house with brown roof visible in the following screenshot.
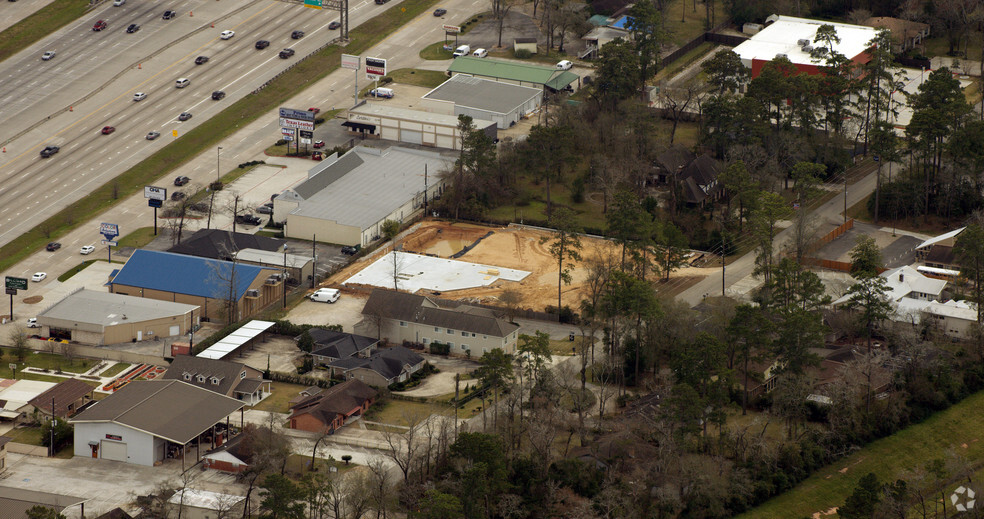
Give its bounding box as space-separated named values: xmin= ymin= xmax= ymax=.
xmin=654 ymin=144 xmax=696 ymax=184
xmin=355 ymin=289 xmax=520 ymax=355
xmin=288 ymin=379 xmax=377 ymax=434
xmin=27 ymin=379 xmax=95 ymax=419
xmin=162 ymin=356 xmax=271 ymax=405
xmin=677 ymin=154 xmax=723 ymax=206
xmin=863 ymin=17 xmax=930 ymax=53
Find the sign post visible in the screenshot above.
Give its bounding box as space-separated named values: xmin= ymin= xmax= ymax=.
xmin=442 ymin=24 xmax=461 ymax=46
xmin=144 ymin=186 xmax=166 ymax=235
xmin=5 ymin=276 xmax=27 ymax=321
xmin=365 ymin=57 xmax=387 ymax=99
xmin=341 ymin=54 xmax=360 ymax=107
xmin=100 ymin=222 xmax=119 ymax=264
xmin=279 ymin=108 xmax=316 ymax=155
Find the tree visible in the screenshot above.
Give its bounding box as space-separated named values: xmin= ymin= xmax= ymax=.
xmin=727 ymin=304 xmax=772 ymax=414
xmin=718 ymin=160 xmax=758 ymax=232
xmin=9 ymin=326 xmax=30 ymax=362
xmin=237 ymin=424 xmax=291 ymax=517
xmin=625 ymin=0 xmax=664 ymax=89
xmin=490 ymin=0 xmax=520 ymax=48
xmin=381 ymin=219 xmax=400 ymax=241
xmin=701 ymin=50 xmax=749 ymax=95
xmin=869 ymin=120 xmax=900 ymax=223
xmin=382 ymin=408 xmax=427 ymax=483
xmin=258 ymin=474 xmax=306 ymax=519
xmin=654 ymin=222 xmax=688 ymax=282
xmin=844 ymin=276 xmax=892 ymax=353
xmin=850 ymin=234 xmax=883 ymax=279
xmin=476 ymin=349 xmax=514 ymax=429
xmin=592 ymin=39 xmax=641 ymax=110
xmin=517 ymin=330 xmax=551 ymax=387
xmin=525 ymin=125 xmax=576 ymax=217
xmin=25 ymin=507 xmax=65 ymax=519
xmin=541 ymin=207 xmax=583 ymax=312
xmin=955 ymin=224 xmax=984 ymax=324
xmin=418 ymin=489 xmax=464 ymax=519
xmin=838 ymin=472 xmax=882 ymax=519
xmin=40 ymin=418 xmax=73 ymax=453
xmin=750 ymin=191 xmax=787 ymax=286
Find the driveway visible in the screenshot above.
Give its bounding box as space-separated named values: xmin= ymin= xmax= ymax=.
xmin=236 ymin=336 xmax=303 ymax=373
xmin=395 ymin=353 xmax=479 ymax=397
xmin=286 ymin=292 xmax=369 ymax=332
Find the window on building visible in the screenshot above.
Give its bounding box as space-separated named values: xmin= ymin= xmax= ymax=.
xmin=197 ymin=375 xmax=205 ymax=383
xmin=422 ymin=338 xmax=429 ymax=344
xmin=462 ymin=344 xmax=468 ymax=351
xmin=448 ymin=342 xmax=454 ymax=348
xmin=240 ymin=371 xmax=246 ymax=379
xmin=400 ymin=321 xmax=407 ymax=327
xmin=447 ymin=328 xmax=453 ymax=334
xmin=471 ymin=333 xmax=476 ymax=337
xmin=434 ymin=327 xmax=440 ymax=332
xmin=461 ymin=331 xmax=468 ymax=337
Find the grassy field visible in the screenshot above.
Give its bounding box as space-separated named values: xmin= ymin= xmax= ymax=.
xmin=0 ymin=349 xmax=97 ymax=378
xmin=250 ymin=381 xmax=309 ymax=413
xmin=737 ymin=390 xmax=984 ymax=519
xmin=101 ymin=362 xmax=132 ymax=378
xmin=285 ymin=453 xmax=357 ymax=475
xmin=420 ymin=41 xmax=454 ymax=60
xmin=921 ymin=31 xmax=983 ymax=61
xmin=116 ymin=227 xmax=161 ymax=248
xmin=0 ymin=0 xmax=91 ymax=64
xmin=364 ymin=397 xmax=453 ymax=425
xmin=386 ymin=68 xmax=449 ymax=88
xmin=661 ymin=0 xmax=726 ymax=46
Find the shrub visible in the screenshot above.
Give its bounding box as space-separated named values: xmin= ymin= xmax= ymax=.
xmin=429 ymin=342 xmax=451 ymax=355
xmin=514 ymin=49 xmax=532 ymax=59
xmin=341 ymin=455 xmax=352 ymax=464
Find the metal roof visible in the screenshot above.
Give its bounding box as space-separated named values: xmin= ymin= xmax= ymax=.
xmin=70 ymin=380 xmax=245 ymax=444
xmin=423 ymin=75 xmax=542 ymax=115
xmin=916 ymin=227 xmax=965 ymax=250
xmin=286 ymin=146 xmax=455 ymax=230
xmin=197 ymin=320 xmax=275 ymax=360
xmin=447 ymin=56 xmax=560 ymax=84
xmin=38 ymin=289 xmax=199 ymax=329
xmin=234 ymin=248 xmax=314 ymax=269
xmin=110 ymin=249 xmax=270 ymax=300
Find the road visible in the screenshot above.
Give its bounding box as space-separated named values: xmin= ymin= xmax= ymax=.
xmin=0 ymin=0 xmax=486 ymax=325
xmin=676 ymin=169 xmax=879 ymax=307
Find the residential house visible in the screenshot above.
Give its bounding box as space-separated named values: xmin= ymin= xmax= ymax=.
xmin=654 ymin=144 xmax=696 ymax=184
xmin=288 ymin=379 xmax=377 ymax=434
xmin=307 ymin=330 xmax=378 ymax=364
xmin=355 ymin=288 xmax=521 ymax=355
xmin=862 ymin=17 xmax=931 ymax=54
xmin=28 ymin=379 xmax=95 ymax=419
xmin=0 ymin=380 xmax=57 ymax=421
xmin=677 ymin=154 xmax=723 ymax=206
xmin=162 ymin=356 xmax=270 ymax=405
xmin=327 ymin=345 xmax=426 ymax=387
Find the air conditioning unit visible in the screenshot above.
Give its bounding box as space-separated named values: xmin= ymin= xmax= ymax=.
xmin=797 ymin=38 xmax=810 ymax=47
xmin=775 ymin=53 xmax=788 ymax=59
xmin=245 ymin=289 xmax=260 ymax=298
xmin=802 ymin=45 xmax=813 ymax=53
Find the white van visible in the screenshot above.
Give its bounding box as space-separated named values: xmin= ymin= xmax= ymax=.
xmin=175 ymin=78 xmax=190 ymax=88
xmin=369 ymin=87 xmax=394 ymax=98
xmin=472 ymin=48 xmax=488 ymax=58
xmin=310 ymin=288 xmax=340 ymax=303
xmin=452 ymin=45 xmax=470 ymax=58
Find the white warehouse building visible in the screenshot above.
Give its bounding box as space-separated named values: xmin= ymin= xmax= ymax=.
xmin=344 ymin=103 xmax=495 ymax=150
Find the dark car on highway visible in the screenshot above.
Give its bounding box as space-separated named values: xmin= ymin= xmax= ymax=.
xmin=174 ymin=176 xmax=190 ymax=186
xmin=178 ymin=112 xmax=192 ymax=121
xmin=433 ymin=8 xmax=447 ymax=16
xmin=162 ymin=10 xmax=176 ymax=19
xmin=255 ymin=40 xmax=270 ymax=49
xmin=101 ymin=126 xmax=115 ymax=135
xmin=291 ymin=30 xmax=304 ymax=39
xmin=45 ymin=242 xmax=61 ymax=251
xmin=126 ymin=23 xmax=140 ymax=33
xmin=40 ymin=145 xmax=59 ymax=158
xmin=328 ymin=21 xmax=341 ymax=30
xmin=146 ymin=131 xmax=160 ymax=140
xmin=195 ymin=56 xmax=209 ymax=65
xmin=93 ymin=20 xmax=107 ymax=31
xmin=211 ymin=91 xmax=225 ymax=100
xmin=279 ymin=48 xmax=295 ymax=59
xmin=236 ymin=214 xmax=261 ymax=226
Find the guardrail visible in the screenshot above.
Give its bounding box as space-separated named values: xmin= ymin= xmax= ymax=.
xmin=250 ymin=36 xmax=344 ymax=96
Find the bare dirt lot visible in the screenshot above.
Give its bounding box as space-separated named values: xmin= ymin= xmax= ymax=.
xmin=328 ymin=220 xmax=713 ymax=311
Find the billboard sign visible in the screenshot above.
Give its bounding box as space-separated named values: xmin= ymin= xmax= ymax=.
xmin=100 ymin=222 xmax=119 ymax=239
xmin=341 ymin=54 xmax=360 ymax=70
xmin=144 ymin=186 xmax=166 ymax=201
xmin=279 ymin=108 xmax=315 ymax=122
xmin=365 ymin=57 xmax=386 ymax=80
xmin=148 ymin=199 xmax=163 ymax=208
xmin=282 ymin=128 xmax=296 ymax=137
xmin=4 ymin=276 xmax=27 ymax=290
xmin=442 ymin=24 xmax=461 ymax=33
xmin=279 ymin=118 xmax=314 ymax=131
xmin=299 ymin=130 xmax=314 ymax=138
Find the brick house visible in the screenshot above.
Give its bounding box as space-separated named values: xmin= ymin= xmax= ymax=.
xmin=288 ymin=379 xmax=377 ymax=434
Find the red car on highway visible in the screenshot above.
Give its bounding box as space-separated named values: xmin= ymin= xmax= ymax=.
xmin=93 ymin=20 xmax=107 ymax=31
xmin=101 ymin=126 xmax=115 ymax=135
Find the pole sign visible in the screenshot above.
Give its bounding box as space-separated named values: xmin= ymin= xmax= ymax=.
xmin=4 ymin=276 xmax=27 ymax=290
xmin=279 ymin=108 xmax=316 ymax=131
xmin=101 ymin=240 xmax=119 ymax=246
xmin=365 ymin=57 xmax=386 ymax=80
xmin=148 ymin=199 xmax=163 ymax=208
xmin=442 ymin=24 xmax=461 ymax=33
xmin=100 ymin=222 xmax=119 ymax=240
xmin=144 ymin=186 xmax=166 ymax=201
xmin=299 ymin=130 xmax=314 ymax=139
xmin=341 ymin=54 xmax=360 ymax=70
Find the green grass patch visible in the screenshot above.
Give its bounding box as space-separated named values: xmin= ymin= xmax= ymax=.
xmin=57 ymin=260 xmax=98 ymax=282
xmin=0 ymin=0 xmax=442 ymax=274
xmin=4 ymin=426 xmax=42 ymax=445
xmin=420 ymin=41 xmax=454 ymax=60
xmin=386 ymin=68 xmax=449 ymax=88
xmin=250 ymin=381 xmax=309 ymax=413
xmin=921 ymin=31 xmax=983 ymax=61
xmin=661 ymin=0 xmax=725 ymax=46
xmin=364 ymin=397 xmax=451 ymax=425
xmin=485 ymin=175 xmax=608 ymax=231
xmin=0 ymin=349 xmax=97 ymax=378
xmin=100 ymin=362 xmax=132 ymax=378
xmin=737 ymin=390 xmax=984 ymax=519
xmin=0 ymin=0 xmax=92 ymax=65
xmin=116 ymin=227 xmax=159 ymax=248
xmin=285 ymin=453 xmax=356 ymax=476
xmin=655 ymin=41 xmax=716 ymax=82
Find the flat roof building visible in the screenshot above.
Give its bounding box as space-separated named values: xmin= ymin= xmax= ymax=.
xmin=422 ymin=75 xmax=542 ymax=129
xmin=345 ymin=102 xmax=495 ymax=150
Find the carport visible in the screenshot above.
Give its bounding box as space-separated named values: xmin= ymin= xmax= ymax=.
xmin=197 ymin=320 xmax=276 ymax=360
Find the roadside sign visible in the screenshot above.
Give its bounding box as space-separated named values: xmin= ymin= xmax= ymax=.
xmin=299 ymin=130 xmax=314 ymax=138
xmin=341 ymin=54 xmax=360 ymax=70
xmin=301 ymin=138 xmax=311 ymax=145
xmin=7 ymin=364 xmax=14 ymax=371
xmin=4 ymin=276 xmax=27 ymax=291
xmin=304 ymin=0 xmax=322 ymax=8
xmin=282 ymin=128 xmax=296 ymax=137
xmin=172 ymin=130 xmax=178 ymax=137
xmin=144 ymin=186 xmax=166 ymax=201
xmin=101 ymin=240 xmax=119 ymax=246
xmin=283 ymin=136 xmax=293 ymax=142
xmin=442 ymin=24 xmax=461 ymax=33
xmin=279 ymin=108 xmax=315 ymax=122
xmin=100 ymin=222 xmax=119 ymax=239
xmin=365 ymin=57 xmax=386 ymax=80
xmin=148 ymin=199 xmax=163 ymax=208
xmin=5 ymin=288 xmax=17 ymax=296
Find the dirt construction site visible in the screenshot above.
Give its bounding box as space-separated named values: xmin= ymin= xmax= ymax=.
xmin=327 ymin=220 xmax=716 ymax=311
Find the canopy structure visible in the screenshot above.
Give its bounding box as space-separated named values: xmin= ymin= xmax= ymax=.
xmin=197 ymin=320 xmax=275 ymax=360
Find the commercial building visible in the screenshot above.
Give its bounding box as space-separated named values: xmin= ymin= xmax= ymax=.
xmin=447 ymin=56 xmax=578 ymax=91
xmin=733 ymin=15 xmax=877 ymax=77
xmin=36 ymin=289 xmax=199 ymax=345
xmin=275 ymin=146 xmax=451 ymax=247
xmin=0 ymin=380 xmax=57 ymax=421
xmin=422 ymin=75 xmax=543 ymax=129
xmin=28 ymin=378 xmax=95 ymax=419
xmin=71 ymin=380 xmax=245 ymax=467
xmin=233 ymin=248 xmax=314 ymax=286
xmin=863 ymin=16 xmax=930 ymax=53
xmin=109 ymin=250 xmax=283 ymax=323
xmin=168 ymin=229 xmax=284 ymax=261
xmin=344 ymin=102 xmax=495 ymax=150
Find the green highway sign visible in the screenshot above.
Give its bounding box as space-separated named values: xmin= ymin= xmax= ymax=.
xmin=4 ymin=276 xmax=27 ymax=290
xmin=304 ymin=0 xmax=322 ymax=8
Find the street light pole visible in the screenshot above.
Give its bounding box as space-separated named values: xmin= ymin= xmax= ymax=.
xmin=216 ymin=146 xmax=223 ymax=183
xmin=283 ymin=246 xmax=288 ymax=309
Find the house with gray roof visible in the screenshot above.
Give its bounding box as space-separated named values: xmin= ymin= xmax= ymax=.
xmin=307 ymin=330 xmax=378 ymax=363
xmin=273 ymin=146 xmax=452 ymax=248
xmin=355 ymin=288 xmax=521 ymax=355
xmin=327 ymin=345 xmax=425 ymax=387
xmin=70 ymin=380 xmax=246 ymax=468
xmin=162 ymin=356 xmax=270 ymax=405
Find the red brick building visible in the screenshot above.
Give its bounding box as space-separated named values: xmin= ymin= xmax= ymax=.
xmin=288 ymin=379 xmax=377 ymax=434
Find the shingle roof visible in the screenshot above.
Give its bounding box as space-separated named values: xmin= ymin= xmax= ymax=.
xmin=329 ymin=346 xmax=424 ymax=383
xmin=308 ymin=329 xmax=378 ymax=360
xmin=111 ymin=249 xmax=270 ymax=300
xmin=162 ymin=356 xmax=260 ymax=397
xmin=168 ymin=229 xmax=284 ymax=260
xmin=0 ymin=488 xmax=84 ymax=519
xmin=28 ymin=378 xmax=94 ymax=417
xmin=679 ymin=154 xmax=722 ymax=204
xmin=361 ymin=289 xmax=519 ymax=337
xmin=656 ymin=144 xmax=696 ymax=174
xmin=70 ymin=380 xmax=245 ymax=444
xmin=289 ymin=379 xmax=376 ymax=426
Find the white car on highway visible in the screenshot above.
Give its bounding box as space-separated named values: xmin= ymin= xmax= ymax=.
xmin=31 ymin=272 xmax=46 ymax=282
xmin=133 ymin=92 xmax=147 ymax=101
xmin=220 ymin=30 xmax=235 ymax=40
xmin=80 ymin=245 xmax=96 ymax=255
xmin=41 ymin=51 xmax=56 ymax=61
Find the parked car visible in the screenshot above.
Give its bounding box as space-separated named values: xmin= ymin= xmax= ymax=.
xmin=308 ymin=107 xmax=321 ymax=115
xmin=162 ymin=10 xmax=176 ymax=19
xmin=126 ymin=23 xmax=140 ymax=33
xmin=312 ymin=151 xmax=323 ymax=161
xmin=556 ymin=60 xmax=573 ymax=70
xmin=171 ymin=191 xmax=186 ymax=201
xmin=113 ymin=0 xmax=124 ymax=6
xmin=310 ymin=288 xmax=340 ymax=303
xmin=255 ymin=40 xmax=270 ymax=49
xmin=369 ymin=87 xmax=394 ymax=98
xmin=256 ymin=205 xmax=273 ymax=214
xmin=133 ymin=92 xmax=147 ymax=101
xmin=452 ymin=45 xmax=470 ymax=58
xmin=41 ymin=51 xmax=56 ymax=61
xmin=174 ymin=176 xmax=190 ymax=186
xmin=195 ymin=55 xmax=209 ymax=65
xmin=341 ymin=244 xmax=361 ymax=255
xmin=291 ymin=30 xmax=304 ymax=39
xmin=328 ymin=21 xmax=341 ymax=29
xmin=211 ymin=91 xmax=225 ymax=100
xmin=279 ymin=48 xmax=295 ymax=59
xmin=472 ymin=48 xmax=488 ymax=58
xmin=220 ymin=30 xmax=235 ymax=40
xmin=146 ymin=131 xmax=160 ymax=140
xmin=45 ymin=242 xmax=61 ymax=251
xmin=92 ymin=20 xmax=107 ymax=31
xmin=80 ymin=245 xmax=96 ymax=255
xmin=433 ymin=8 xmax=447 ymax=16
xmin=101 ymin=126 xmax=116 ymax=135
xmin=40 ymin=145 xmax=59 ymax=158
xmin=31 ymin=272 xmax=47 ymax=282
xmin=313 ymin=140 xmax=326 ymax=148
xmin=27 ymin=318 xmax=39 ymax=328
xmin=236 ymin=214 xmax=261 ymax=225
xmin=178 ymin=112 xmax=192 ymax=121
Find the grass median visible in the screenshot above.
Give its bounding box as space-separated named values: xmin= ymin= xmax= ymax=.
xmin=0 ymin=0 xmax=92 ymax=64
xmin=0 ymin=0 xmax=442 ymax=273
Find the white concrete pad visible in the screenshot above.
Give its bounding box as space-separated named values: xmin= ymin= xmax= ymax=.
xmin=342 ymin=251 xmax=530 ymax=293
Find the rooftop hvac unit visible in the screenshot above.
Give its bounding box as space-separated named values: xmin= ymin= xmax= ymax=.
xmin=802 ymin=45 xmax=813 ymax=53
xmin=797 ymin=38 xmax=810 ymax=47
xmin=246 ymin=289 xmax=260 ymax=298
xmin=775 ymin=53 xmax=788 ymax=59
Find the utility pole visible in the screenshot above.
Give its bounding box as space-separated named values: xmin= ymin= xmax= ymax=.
xmin=49 ymin=396 xmax=55 ymax=457
xmin=311 ymin=235 xmax=316 ymax=289
xmin=423 ymin=164 xmax=428 ymax=215
xmin=283 ymin=246 xmax=288 ymax=308
xmin=721 ymin=232 xmax=726 ymax=297
xmin=843 ymin=173 xmax=848 ymax=224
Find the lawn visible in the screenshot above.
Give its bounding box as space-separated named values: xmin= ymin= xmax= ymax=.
xmin=364 ymin=397 xmax=452 ymax=426
xmin=921 ymin=31 xmax=983 ymax=61
xmin=655 ymin=41 xmax=716 ymax=82
xmin=285 ymin=453 xmax=357 ymax=476
xmin=737 ymin=390 xmax=984 ymax=519
xmin=250 ymin=381 xmax=310 ymax=413
xmin=0 ymin=348 xmax=97 ymax=378
xmin=661 ymin=0 xmax=726 ymax=46
xmin=486 ymin=174 xmax=609 ymax=232
xmin=57 ymin=258 xmax=122 ymax=282
xmin=100 ymin=362 xmax=132 ymax=378
xmin=0 ymin=0 xmax=91 ymax=64
xmin=116 ymin=227 xmax=158 ymax=249
xmin=420 ymin=41 xmax=454 ymax=60
xmin=386 ymin=68 xmax=449 ymax=88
